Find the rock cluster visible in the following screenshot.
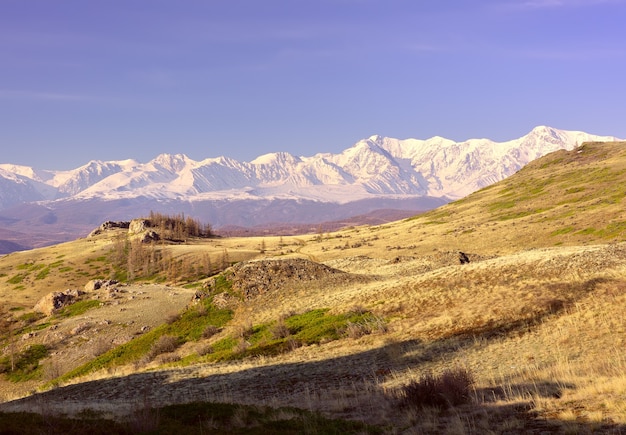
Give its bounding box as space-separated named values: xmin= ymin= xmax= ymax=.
xmin=89 ymin=221 xmax=130 ymax=237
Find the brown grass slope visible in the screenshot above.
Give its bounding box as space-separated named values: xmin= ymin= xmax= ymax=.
xmin=1 ymin=141 xmax=626 ymax=433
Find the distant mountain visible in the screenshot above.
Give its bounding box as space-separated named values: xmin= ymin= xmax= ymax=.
xmin=0 ymin=126 xmax=619 ymax=252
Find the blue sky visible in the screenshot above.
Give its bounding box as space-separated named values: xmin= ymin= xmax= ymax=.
xmin=1 ymin=0 xmax=625 ymax=170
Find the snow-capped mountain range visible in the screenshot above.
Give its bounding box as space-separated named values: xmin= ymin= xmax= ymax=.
xmin=0 ymin=126 xmax=617 ymax=209
xmin=0 ymin=125 xmax=620 ymax=252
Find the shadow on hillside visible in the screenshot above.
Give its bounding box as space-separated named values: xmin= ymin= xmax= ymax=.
xmin=1 ymin=336 xmax=624 ymax=433
xmin=3 ymin=337 xmax=623 ymax=434
xmin=1 ymin=277 xmax=620 ymax=432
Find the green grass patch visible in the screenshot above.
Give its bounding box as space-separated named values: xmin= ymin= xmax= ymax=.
xmin=16 ymin=262 xmax=44 ymax=271
xmin=596 ymin=221 xmax=626 ymax=239
xmin=551 ymin=226 xmax=575 ymax=236
xmin=0 ymin=344 xmax=48 ymax=382
xmin=17 ymin=311 xmax=44 ymax=325
xmin=7 ymin=274 xmax=27 ymax=285
xmin=54 ymin=300 xmax=101 ymax=319
xmin=496 ymin=208 xmax=550 ymax=221
xmin=35 ymin=267 xmax=51 ymax=280
xmin=565 ymin=186 xmax=585 ymax=194
xmin=488 ymin=200 xmax=517 ymax=211
xmin=206 ymin=308 xmax=385 ymax=363
xmin=577 ymin=227 xmax=597 ymax=235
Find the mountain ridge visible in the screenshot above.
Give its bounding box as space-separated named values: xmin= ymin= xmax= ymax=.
xmin=0 ymin=126 xmax=619 ymax=252
xmin=0 ymin=126 xmax=618 ymax=207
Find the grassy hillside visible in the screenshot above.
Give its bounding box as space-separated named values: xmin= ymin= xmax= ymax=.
xmin=1 ymin=142 xmax=626 ymax=433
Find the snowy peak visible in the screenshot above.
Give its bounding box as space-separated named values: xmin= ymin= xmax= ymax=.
xmin=150 ymin=153 xmax=193 ymax=173
xmin=0 ymin=126 xmax=620 ymax=207
xmin=54 ymin=160 xmax=138 ymax=196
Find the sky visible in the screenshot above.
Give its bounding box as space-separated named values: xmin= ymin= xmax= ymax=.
xmin=1 ymin=0 xmax=625 ymax=170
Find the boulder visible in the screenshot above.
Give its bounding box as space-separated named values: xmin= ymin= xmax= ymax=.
xmin=34 ymin=289 xmax=85 ymax=316
xmin=84 ymin=279 xmax=119 ymax=292
xmin=129 ymin=218 xmax=151 ymax=234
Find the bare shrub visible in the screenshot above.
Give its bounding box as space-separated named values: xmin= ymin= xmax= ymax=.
xmin=348 ymin=305 xmax=367 ymax=315
xmin=399 ymin=368 xmax=474 ymax=409
xmin=195 ymin=304 xmax=208 ymax=316
xmin=234 ymin=337 xmax=250 ymax=354
xmin=345 ymin=316 xmax=389 ymax=339
xmin=287 ymin=337 xmax=303 ymax=351
xmin=165 ymin=312 xmax=180 ymax=325
xmin=235 ymin=322 xmax=253 ymax=340
xmin=148 ymin=335 xmax=179 ymax=359
xmin=271 ymin=317 xmax=291 ymax=339
xmin=91 ymin=337 xmax=112 ymax=357
xmin=202 ymin=325 xmax=220 ymax=339
xmin=44 ymin=359 xmax=64 ymax=381
xmin=155 ymin=352 xmax=180 ymax=364
xmin=197 ymin=343 xmax=214 ymax=356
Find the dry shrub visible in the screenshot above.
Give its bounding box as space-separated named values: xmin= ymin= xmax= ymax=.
xmin=155 ymin=352 xmax=180 ymax=364
xmin=148 ymin=335 xmax=179 ymax=359
xmin=271 ymin=317 xmax=291 ymax=339
xmin=287 ymin=337 xmax=302 ymax=351
xmin=202 ymin=325 xmax=220 ymax=339
xmin=400 ymin=367 xmax=474 ymax=409
xmin=197 ymin=343 xmax=214 ymax=356
xmin=345 ymin=316 xmax=389 ymax=339
xmin=235 ymin=322 xmax=253 ymax=340
xmin=234 ymin=337 xmax=250 ymax=354
xmin=91 ymin=337 xmax=112 ymax=357
xmin=165 ymin=312 xmax=180 ymax=325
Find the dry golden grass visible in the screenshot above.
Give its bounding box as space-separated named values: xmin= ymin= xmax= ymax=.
xmin=1 ymin=142 xmax=626 ymax=433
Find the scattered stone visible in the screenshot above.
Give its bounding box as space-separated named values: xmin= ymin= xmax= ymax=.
xmin=459 ymin=251 xmax=470 ymax=264
xmin=70 ymin=322 xmax=91 ymax=335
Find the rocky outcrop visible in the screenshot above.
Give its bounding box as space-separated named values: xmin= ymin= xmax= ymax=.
xmin=34 ymin=289 xmax=85 ymax=316
xmin=140 ymin=230 xmax=160 ymax=243
xmin=129 ymin=218 xmax=151 ymax=234
xmin=226 ymin=258 xmax=347 ymax=300
xmin=89 ymin=221 xmax=130 ymax=237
